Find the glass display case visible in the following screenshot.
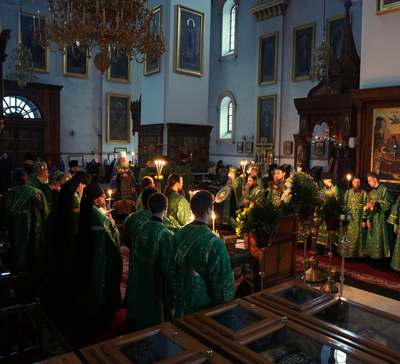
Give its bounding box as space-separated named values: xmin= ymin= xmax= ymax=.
xmin=236 ymin=320 xmax=388 ymax=364
xmin=79 ymin=321 xmax=233 ymax=364
xmin=302 ymin=297 xmax=400 ymax=363
xmin=246 ymin=280 xmax=333 ymax=312
xmin=38 ymin=352 xmax=83 ymax=364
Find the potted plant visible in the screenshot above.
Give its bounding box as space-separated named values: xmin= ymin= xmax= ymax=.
xmin=230 ymin=196 xmax=284 ymax=245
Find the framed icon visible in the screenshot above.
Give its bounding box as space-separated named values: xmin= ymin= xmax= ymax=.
xmin=284 ymin=141 xmax=293 ymax=155
xmin=237 ymin=142 xmax=244 ymax=153
xmin=315 ymin=142 xmax=324 ymax=155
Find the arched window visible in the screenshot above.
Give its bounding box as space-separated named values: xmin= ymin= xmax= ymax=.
xmin=216 ymin=92 xmax=236 ymax=144
xmin=220 ymin=0 xmax=238 ymax=61
xmin=3 ymin=95 xmax=41 ymax=119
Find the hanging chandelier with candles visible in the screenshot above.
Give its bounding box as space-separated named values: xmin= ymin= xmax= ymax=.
xmin=7 ymin=43 xmax=38 ymax=89
xmin=33 ymin=0 xmax=166 ymax=74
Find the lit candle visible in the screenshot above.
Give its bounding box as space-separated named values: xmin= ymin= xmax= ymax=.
xmin=131 ymin=151 xmax=134 ymax=164
xmin=212 ymin=211 xmax=215 ymax=233
xmin=108 ymin=190 xmax=112 ymax=212
xmin=346 ymin=174 xmax=351 ymax=209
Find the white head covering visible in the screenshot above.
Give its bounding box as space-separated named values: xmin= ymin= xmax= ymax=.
xmin=118 ymin=151 xmax=127 ymax=160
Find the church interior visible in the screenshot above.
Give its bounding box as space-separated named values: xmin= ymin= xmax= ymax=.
xmin=2 ymin=0 xmax=400 ymax=363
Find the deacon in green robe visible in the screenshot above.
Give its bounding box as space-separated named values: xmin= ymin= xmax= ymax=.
xmin=127 ymin=193 xmax=175 ymax=330
xmin=316 ymin=173 xmax=339 ymax=251
xmin=221 ymin=166 xmax=244 ymax=225
xmin=53 ymin=171 xmax=92 ymax=299
xmin=76 ymin=182 xmax=122 ymax=318
xmin=171 ymin=191 xmax=235 ymax=318
xmin=137 ymin=160 xmax=157 ymax=184
xmin=388 ymin=196 xmax=400 ymax=274
xmin=363 ymin=172 xmax=393 ymax=270
xmin=175 ymin=154 xmax=195 ymax=199
xmin=0 ymin=169 xmax=49 ymax=288
xmin=265 ymin=166 xmax=287 ymax=204
xmin=135 ymin=176 xmax=154 ymax=212
xmin=239 ymin=175 xmax=262 ymax=208
xmin=29 ymin=161 xmax=53 ymax=262
xmin=336 ymin=177 xmax=368 ymax=259
xmin=164 ymin=173 xmax=191 ymax=227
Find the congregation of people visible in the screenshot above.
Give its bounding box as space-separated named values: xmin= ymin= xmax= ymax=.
xmin=2 ymin=148 xmax=400 ymax=333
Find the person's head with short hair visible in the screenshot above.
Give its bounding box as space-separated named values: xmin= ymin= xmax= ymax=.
xmin=273 ymin=167 xmax=286 ymax=183
xmin=191 ymin=190 xmax=213 ymax=221
xmin=367 ymin=171 xmax=379 ymax=188
xmin=221 ymin=168 xmax=228 ymax=177
xmin=148 ymin=193 xmax=167 ymax=216
xmin=248 ymin=175 xmax=257 ymax=188
xmin=145 ymin=160 xmax=153 ymax=168
xmin=352 ymin=175 xmax=361 ymax=191
xmin=141 ymin=176 xmax=155 ymax=189
xmin=142 ymin=186 xmax=158 ymax=209
xmin=13 ymin=168 xmax=28 ymax=186
xmin=69 ymin=160 xmax=79 ymax=174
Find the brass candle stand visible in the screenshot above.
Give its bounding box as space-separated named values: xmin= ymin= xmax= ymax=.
xmin=300 ymin=218 xmax=312 ymax=284
xmin=339 ymin=228 xmax=350 ymax=296
xmin=305 ymin=218 xmax=327 ymax=283
xmin=321 ymin=229 xmax=339 ymax=293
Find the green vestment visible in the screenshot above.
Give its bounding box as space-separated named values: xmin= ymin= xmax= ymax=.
xmin=336 ymin=189 xmax=368 ymax=258
xmin=317 ymin=185 xmax=339 ymax=246
xmin=364 ymin=184 xmax=393 ymax=259
xmin=172 ymin=224 xmax=235 ymax=319
xmin=239 ymin=185 xmax=262 ymax=207
xmin=137 ymin=166 xmax=157 ymax=184
xmin=127 ymin=219 xmax=175 ymax=330
xmin=76 ymin=205 xmax=122 ymax=316
xmin=161 ymin=165 xmax=175 ymax=192
xmin=388 ymin=197 xmax=400 ymax=271
xmin=136 ymin=193 xmax=143 ymax=212
xmin=29 ymin=173 xmax=53 ymax=260
xmin=266 ymin=180 xmax=286 ymax=205
xmin=222 ymin=176 xmax=243 ymax=225
xmin=0 ymin=185 xmax=49 ymax=280
xmin=166 ymin=191 xmax=191 ymax=227
xmin=175 ymin=164 xmax=195 ymax=199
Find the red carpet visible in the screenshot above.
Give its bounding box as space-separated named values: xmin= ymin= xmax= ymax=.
xmin=296 ymin=248 xmax=400 ymax=294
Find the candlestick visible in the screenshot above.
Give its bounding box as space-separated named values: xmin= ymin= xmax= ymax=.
xmin=212 ymin=211 xmax=215 ymax=233
xmin=108 ymin=189 xmax=112 ymax=212
xmin=346 ymin=174 xmax=351 ymax=209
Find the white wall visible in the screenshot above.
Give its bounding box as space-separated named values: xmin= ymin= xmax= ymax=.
xmin=360 ymin=2 xmax=400 ymax=89
xmin=208 ymin=0 xmax=363 ymax=169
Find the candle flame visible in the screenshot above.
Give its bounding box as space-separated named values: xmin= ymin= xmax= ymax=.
xmin=347 ymin=174 xmax=351 ymax=181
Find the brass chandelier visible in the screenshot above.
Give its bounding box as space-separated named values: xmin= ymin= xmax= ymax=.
xmin=33 ymin=0 xmax=166 ymax=74
xmin=7 ymin=43 xmax=38 ymax=89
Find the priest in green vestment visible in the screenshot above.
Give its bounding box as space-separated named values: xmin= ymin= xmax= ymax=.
xmin=127 ymin=193 xmax=175 ymax=330
xmin=164 ymin=173 xmax=191 ymax=227
xmin=171 ymin=191 xmax=235 ymax=318
xmin=363 ymin=172 xmax=393 ymax=270
xmin=135 ymin=176 xmax=154 ymax=212
xmin=265 ymin=166 xmax=287 ymax=203
xmin=336 ymin=176 xmax=368 ymax=260
xmin=0 ymin=169 xmax=50 ymax=288
xmin=53 ymin=171 xmax=92 ymax=299
xmin=137 ymin=160 xmax=157 ymax=184
xmin=249 ymin=163 xmax=266 ymax=190
xmin=221 ymin=166 xmax=243 ymax=225
xmin=175 ymin=154 xmax=195 ymax=199
xmin=76 ymin=182 xmax=122 ymax=318
xmin=239 ymin=175 xmax=262 ymax=208
xmin=316 ymin=172 xmax=339 ymax=255
xmin=29 ymin=161 xmax=54 ymax=263
xmin=388 ymin=196 xmax=400 ymax=276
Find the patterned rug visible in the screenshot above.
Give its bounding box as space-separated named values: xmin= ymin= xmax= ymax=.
xmin=296 ymin=249 xmax=400 ymax=295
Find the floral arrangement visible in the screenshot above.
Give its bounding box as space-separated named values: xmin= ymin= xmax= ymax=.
xmin=230 ymin=196 xmax=284 ymax=236
xmin=281 ymin=170 xmax=322 ymax=218
xmin=315 ymin=190 xmax=352 ymax=226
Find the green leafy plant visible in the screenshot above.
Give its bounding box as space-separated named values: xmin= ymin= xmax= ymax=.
xmin=315 ymin=189 xmax=352 ymax=225
xmin=281 ymin=170 xmax=322 ymax=218
xmin=230 ymin=196 xmax=284 ymax=236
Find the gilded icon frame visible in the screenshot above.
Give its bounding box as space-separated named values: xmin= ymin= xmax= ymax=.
xmin=258 ymin=31 xmax=278 ymax=86
xmin=175 ymin=5 xmax=205 ymax=77
xmin=63 ymin=43 xmax=90 ymax=78
xmin=257 ymin=95 xmax=277 ymax=145
xmin=377 ymin=0 xmax=400 ymax=14
xmin=315 ymin=142 xmax=324 ymax=155
xmin=107 ymin=94 xmax=131 ymax=144
xmin=292 ymin=22 xmax=315 ymax=82
xmin=326 ymin=13 xmax=352 ymax=56
xmin=144 ymin=5 xmax=162 ymax=76
xmin=19 ymin=11 xmax=49 ymax=73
